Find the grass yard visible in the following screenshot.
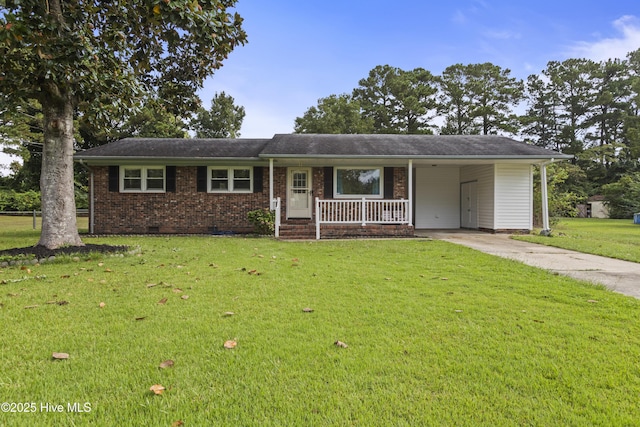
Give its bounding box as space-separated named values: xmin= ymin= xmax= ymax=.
xmin=1 ymin=217 xmax=640 ymax=425
xmin=513 ymin=218 xmax=640 ymax=263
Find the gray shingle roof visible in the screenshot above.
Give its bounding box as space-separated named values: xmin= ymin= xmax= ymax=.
xmin=263 ymin=134 xmax=570 ymax=158
xmin=74 ymin=137 xmax=270 ymax=160
xmin=74 ymin=134 xmax=571 ymax=161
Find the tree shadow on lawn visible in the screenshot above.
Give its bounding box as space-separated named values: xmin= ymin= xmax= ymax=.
xmin=0 ymin=244 xmax=128 ymax=260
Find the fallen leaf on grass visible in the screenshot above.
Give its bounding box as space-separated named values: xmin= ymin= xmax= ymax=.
xmin=135 ymin=316 xmax=147 ymax=321
xmin=149 ymin=384 xmax=165 ymax=395
xmin=99 ymin=302 xmax=106 ymax=308
xmin=52 ymin=352 xmax=69 ymax=360
xmin=223 ymin=340 xmax=237 ymax=349
xmin=24 ymin=305 xmax=39 ymax=309
xmin=334 ymin=340 xmax=348 ymax=348
xmin=222 ymin=311 xmax=234 ymax=317
xmin=157 ymin=298 xmax=168 ymax=305
xmin=533 ymin=319 xmax=545 ymax=323
xmin=146 ymin=283 xmax=157 ymax=288
xmin=104 ymin=268 xmax=112 ymax=273
xmin=172 ymin=288 xmax=183 ymax=293
xmin=159 ymin=360 xmax=174 ymax=369
xmin=60 ymin=275 xmax=70 ymax=279
xmin=172 ymin=421 xmax=184 ymax=427
xmin=587 ymin=299 xmax=599 ymax=303
xmin=181 ymin=295 xmax=189 ymax=300
xmin=302 ymin=307 xmax=314 ymax=313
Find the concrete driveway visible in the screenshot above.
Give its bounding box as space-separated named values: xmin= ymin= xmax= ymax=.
xmin=418 ymin=230 xmax=640 ymax=299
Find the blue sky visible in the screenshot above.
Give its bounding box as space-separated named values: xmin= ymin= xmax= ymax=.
xmin=199 ymin=0 xmax=640 ymax=138
xmin=1 ymin=0 xmax=640 ymax=173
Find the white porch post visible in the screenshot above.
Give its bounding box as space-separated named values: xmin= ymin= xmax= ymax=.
xmin=540 ymin=160 xmax=553 ymax=235
xmin=408 ymin=160 xmax=413 ymax=226
xmin=269 ymin=158 xmax=274 ymax=209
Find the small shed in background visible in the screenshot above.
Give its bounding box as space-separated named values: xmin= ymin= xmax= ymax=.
xmin=578 ymin=195 xmax=609 ymax=218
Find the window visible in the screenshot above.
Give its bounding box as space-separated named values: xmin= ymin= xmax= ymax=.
xmin=335 ymin=167 xmax=383 ymax=198
xmin=209 ymin=167 xmax=252 ymax=192
xmin=121 ymin=166 xmax=165 ymax=192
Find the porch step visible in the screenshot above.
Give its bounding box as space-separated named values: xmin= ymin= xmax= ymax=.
xmin=278 ymin=223 xmax=316 ymax=239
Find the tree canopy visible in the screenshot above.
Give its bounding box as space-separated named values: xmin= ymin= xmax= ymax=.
xmin=191 ymin=91 xmax=245 ymax=138
xmin=295 ymin=52 xmax=640 ymax=218
xmin=0 ymin=0 xmax=247 ymax=248
xmin=294 ymin=94 xmax=373 ymax=134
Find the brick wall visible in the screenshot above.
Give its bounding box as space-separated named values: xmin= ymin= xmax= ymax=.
xmin=89 ymin=165 xmax=411 ymax=236
xmin=91 ymin=166 xmax=271 ymax=234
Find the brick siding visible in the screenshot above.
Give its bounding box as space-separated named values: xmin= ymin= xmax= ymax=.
xmin=89 ymin=165 xmax=411 ymax=237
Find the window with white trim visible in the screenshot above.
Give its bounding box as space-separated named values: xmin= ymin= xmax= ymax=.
xmin=209 ymin=167 xmax=252 ymax=192
xmin=121 ymin=166 xmax=165 ymax=192
xmin=334 ymin=167 xmax=383 ymax=198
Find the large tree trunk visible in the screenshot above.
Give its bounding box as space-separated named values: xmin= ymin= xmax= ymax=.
xmin=37 ymin=93 xmax=84 ymax=249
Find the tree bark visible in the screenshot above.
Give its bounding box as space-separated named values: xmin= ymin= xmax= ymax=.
xmin=37 ymin=92 xmax=84 ymax=249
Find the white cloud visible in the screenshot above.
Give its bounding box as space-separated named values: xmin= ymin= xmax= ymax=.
xmin=482 ymin=29 xmax=521 ymax=40
xmin=569 ymin=15 xmax=640 ymax=61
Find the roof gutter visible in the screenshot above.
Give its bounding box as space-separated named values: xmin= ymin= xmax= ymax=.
xmin=259 ymin=154 xmax=574 ymax=160
xmin=73 ymin=156 xmax=263 ymax=163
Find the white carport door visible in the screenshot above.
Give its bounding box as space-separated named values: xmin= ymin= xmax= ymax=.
xmin=460 ymin=181 xmax=478 ymax=229
xmin=414 ymin=167 xmax=460 ymax=228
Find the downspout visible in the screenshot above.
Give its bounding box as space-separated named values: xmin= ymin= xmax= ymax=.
xmin=408 ymin=159 xmax=413 ymax=226
xmin=78 ymin=160 xmax=94 ymax=234
xmin=89 ymin=169 xmax=94 ymax=234
xmin=269 ymin=158 xmax=274 ymax=209
xmin=539 ymin=159 xmax=554 ymax=236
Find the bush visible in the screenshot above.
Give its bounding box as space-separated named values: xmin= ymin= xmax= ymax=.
xmin=601 ymin=172 xmax=640 ymax=218
xmin=247 ymin=208 xmax=275 ymax=235
xmin=0 ymin=189 xmax=41 ymax=211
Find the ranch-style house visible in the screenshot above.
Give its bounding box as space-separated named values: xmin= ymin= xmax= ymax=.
xmin=73 ymin=133 xmax=572 ymax=239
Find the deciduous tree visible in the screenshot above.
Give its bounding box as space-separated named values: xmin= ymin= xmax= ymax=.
xmin=0 ymin=0 xmax=246 ymax=248
xmin=191 ymin=91 xmax=245 ymax=138
xmin=294 ymin=94 xmax=373 ymax=134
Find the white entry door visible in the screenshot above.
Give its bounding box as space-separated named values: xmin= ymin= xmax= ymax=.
xmin=287 ymin=168 xmax=312 ymax=218
xmin=461 ymin=181 xmax=478 ymax=229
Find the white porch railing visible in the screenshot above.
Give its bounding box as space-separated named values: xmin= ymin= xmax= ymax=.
xmin=315 ymin=197 xmax=409 ymax=239
xmin=272 ymin=197 xmax=281 ymax=238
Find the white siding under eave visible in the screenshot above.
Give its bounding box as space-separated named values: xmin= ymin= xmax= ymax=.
xmin=414 ymin=167 xmax=460 ymax=228
xmin=460 ymin=165 xmax=494 ymax=230
xmin=494 ymin=164 xmax=533 ymax=230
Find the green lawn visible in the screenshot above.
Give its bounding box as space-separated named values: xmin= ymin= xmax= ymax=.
xmin=514 ymin=218 xmax=640 ymax=263
xmin=1 ymin=217 xmax=640 ymax=425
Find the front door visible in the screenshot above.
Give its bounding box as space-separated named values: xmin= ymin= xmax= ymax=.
xmin=287 ymin=168 xmax=312 ymax=218
xmin=460 ymin=181 xmax=478 ymax=228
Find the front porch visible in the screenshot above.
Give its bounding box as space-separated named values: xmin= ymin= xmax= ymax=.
xmin=273 ymin=197 xmax=414 ymax=239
